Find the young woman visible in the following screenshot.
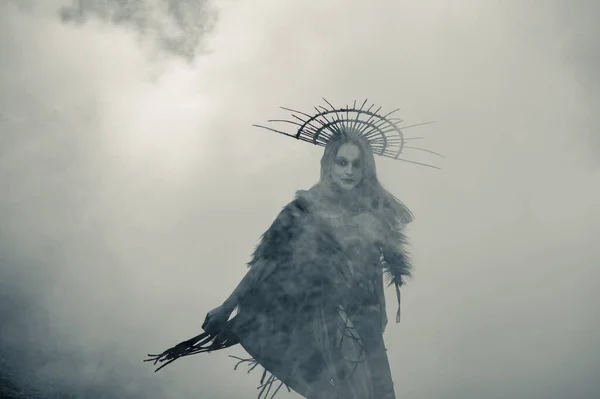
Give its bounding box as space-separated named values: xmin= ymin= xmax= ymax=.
xmin=146 ymin=102 xmax=433 ymax=399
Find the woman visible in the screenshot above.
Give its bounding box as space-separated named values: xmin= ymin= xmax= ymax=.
xmin=146 ymin=103 xmax=427 ymax=399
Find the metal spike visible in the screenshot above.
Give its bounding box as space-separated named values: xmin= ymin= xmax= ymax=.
xmin=322 ymin=98 xmax=336 ymax=110
xmin=359 ymin=99 xmax=368 ymax=111
xmin=397 ymin=121 xmax=436 ymax=130
xmin=267 ymin=119 xmax=304 ymax=127
xmin=382 ymin=108 xmax=401 ymax=118
xmin=393 ymin=157 xmax=441 ymax=169
xmin=403 ymin=146 xmax=445 ymax=158
xmin=280 ymin=106 xmax=314 ymax=119
xmin=252 ymin=124 xmax=297 ymax=138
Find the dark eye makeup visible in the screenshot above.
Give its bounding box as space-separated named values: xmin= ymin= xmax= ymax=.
xmin=335 ymin=157 xmax=361 ymax=168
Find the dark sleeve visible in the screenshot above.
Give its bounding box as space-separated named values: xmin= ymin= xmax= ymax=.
xmin=381 ymin=223 xmax=412 ymax=287
xmin=380 ymin=213 xmax=413 ymax=324
xmin=374 ymin=265 xmax=388 ymax=331
xmin=240 ymin=197 xmax=322 ymax=315
xmin=247 ymin=197 xmax=309 ymax=268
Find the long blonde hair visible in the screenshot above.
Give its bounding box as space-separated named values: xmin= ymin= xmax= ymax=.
xmin=318 ymin=131 xmax=414 ymax=226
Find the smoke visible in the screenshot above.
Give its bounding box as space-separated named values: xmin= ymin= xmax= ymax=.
xmin=0 ymin=1 xmax=224 ymax=398
xmin=55 ymin=0 xmax=216 ymax=61
xmin=1 ymin=1 xmax=599 ymax=398
xmin=504 ymin=0 xmax=600 ymax=154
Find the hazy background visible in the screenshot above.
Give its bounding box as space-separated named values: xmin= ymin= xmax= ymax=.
xmin=1 ymin=1 xmax=598 ymax=398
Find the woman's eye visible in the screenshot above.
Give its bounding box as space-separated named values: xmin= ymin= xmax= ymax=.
xmin=352 ymin=161 xmax=361 ymax=168
xmin=336 ymin=159 xmax=347 ymax=166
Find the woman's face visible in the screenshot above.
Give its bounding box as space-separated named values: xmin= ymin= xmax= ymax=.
xmin=330 ymin=143 xmax=363 ymax=191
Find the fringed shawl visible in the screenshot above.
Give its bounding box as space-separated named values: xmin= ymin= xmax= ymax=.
xmin=247 ymin=185 xmax=413 ymax=323
xmin=145 ymin=185 xmax=414 ymax=399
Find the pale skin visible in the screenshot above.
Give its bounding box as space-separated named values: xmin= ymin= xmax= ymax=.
xmin=202 ymin=143 xmax=365 ymax=334
xmin=330 ymin=143 xmax=363 ymax=191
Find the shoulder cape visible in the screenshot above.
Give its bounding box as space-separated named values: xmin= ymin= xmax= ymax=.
xmin=248 ymin=188 xmax=413 ymax=323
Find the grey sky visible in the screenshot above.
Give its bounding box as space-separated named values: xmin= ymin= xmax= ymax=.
xmin=1 ymin=1 xmax=598 ymax=398
xmin=57 ymin=0 xmax=216 ymax=60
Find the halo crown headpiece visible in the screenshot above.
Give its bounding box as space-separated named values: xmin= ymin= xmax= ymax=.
xmin=253 ymin=99 xmax=443 ymax=169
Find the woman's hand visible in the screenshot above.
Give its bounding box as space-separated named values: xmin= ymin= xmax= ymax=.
xmin=201 ymin=304 xmax=234 ymax=334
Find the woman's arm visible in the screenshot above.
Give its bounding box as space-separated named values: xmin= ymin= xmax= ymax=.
xmin=214 ymin=198 xmax=309 ymax=315
xmin=203 ymin=258 xmax=277 ymax=333
xmin=221 ymin=259 xmax=268 ymax=312
xmin=380 ymin=218 xmax=412 ymax=323
xmin=375 ymin=267 xmax=388 ymax=333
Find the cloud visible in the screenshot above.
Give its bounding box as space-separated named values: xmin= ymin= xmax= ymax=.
xmin=55 ymin=0 xmax=217 ymax=61
xmin=503 ymin=0 xmax=600 ymax=152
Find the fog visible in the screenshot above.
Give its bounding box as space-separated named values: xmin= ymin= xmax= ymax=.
xmin=1 ymin=1 xmax=598 ymax=398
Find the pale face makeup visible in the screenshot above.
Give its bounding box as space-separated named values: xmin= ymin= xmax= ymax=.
xmin=330 ymin=143 xmax=363 ymax=191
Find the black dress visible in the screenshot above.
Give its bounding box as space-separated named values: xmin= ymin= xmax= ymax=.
xmin=228 ymin=185 xmax=411 ymax=399
xmin=147 ymin=184 xmax=413 ymax=399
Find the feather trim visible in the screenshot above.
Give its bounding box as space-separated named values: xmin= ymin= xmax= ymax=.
xmin=381 ymin=227 xmax=412 ymax=287
xmin=380 ymin=197 xmax=413 ymax=323
xmin=247 ymin=195 xmax=310 ymax=268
